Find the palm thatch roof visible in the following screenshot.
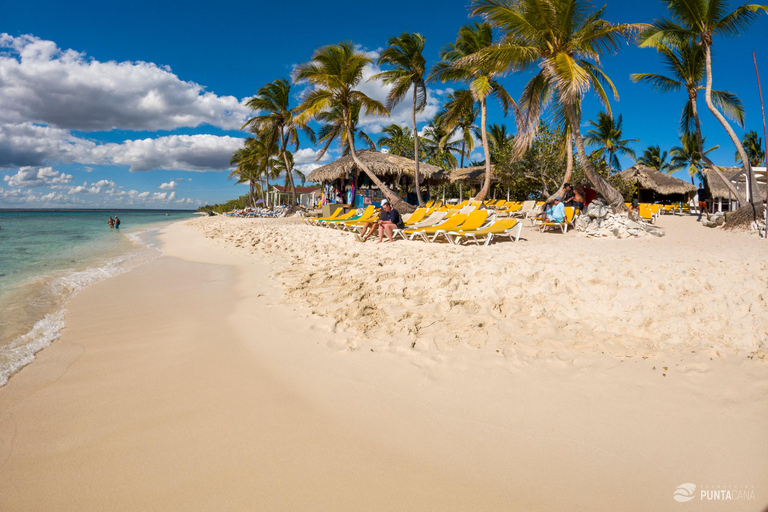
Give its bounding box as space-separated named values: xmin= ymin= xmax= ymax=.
xmin=450 ymin=165 xmax=498 ymax=184
xmin=306 ymin=149 xmax=447 ymax=183
xmin=617 ymin=164 xmax=697 ymax=197
xmin=704 ymin=165 xmax=767 ymax=201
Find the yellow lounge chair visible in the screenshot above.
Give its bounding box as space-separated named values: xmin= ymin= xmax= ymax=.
xmin=638 ymin=203 xmax=661 ymax=223
xmin=430 ymin=210 xmax=491 ymax=243
xmin=404 ymin=214 xmax=469 ymax=242
xmin=448 ymin=199 xmax=470 ymax=209
xmin=540 ymin=206 xmax=578 ymax=233
xmin=446 ymin=218 xmax=522 ymax=245
xmin=401 ymin=207 xmax=429 ymax=226
xmin=306 ymin=207 xmax=345 ymax=225
xmin=342 ymin=213 xmax=381 ymax=232
xmin=333 ymin=206 xmax=378 ymax=230
xmin=322 ymin=206 xmax=374 ymax=228
xmin=313 ymin=208 xmax=358 ymax=226
xmin=393 ymin=211 xmax=448 ymax=240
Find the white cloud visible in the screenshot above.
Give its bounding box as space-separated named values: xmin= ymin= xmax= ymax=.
xmin=292 ymin=147 xmax=331 ymax=175
xmin=3 ymin=166 xmax=73 ymax=187
xmin=159 ymin=180 xmax=177 ymax=190
xmin=0 ymin=123 xmax=245 ymax=172
xmin=357 ymin=59 xmax=445 ymax=134
xmin=0 ymin=33 xmax=251 ymax=132
xmin=0 ymin=123 xmax=95 ymax=168
xmin=91 ymin=134 xmax=245 ymax=172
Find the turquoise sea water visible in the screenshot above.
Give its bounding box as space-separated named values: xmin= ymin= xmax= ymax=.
xmin=0 ymin=210 xmax=196 ymax=385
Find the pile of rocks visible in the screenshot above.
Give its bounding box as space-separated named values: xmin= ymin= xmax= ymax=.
xmin=573 ymin=199 xmax=665 ymax=238
xmin=701 ymin=211 xmax=725 ymax=228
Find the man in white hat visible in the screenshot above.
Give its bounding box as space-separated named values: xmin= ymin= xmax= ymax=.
xmin=359 ymin=199 xmax=402 ymax=243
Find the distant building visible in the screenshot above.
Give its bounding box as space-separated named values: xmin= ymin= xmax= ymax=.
xmin=269 ymin=185 xmax=321 ymax=207
xmin=703 ymin=166 xmax=767 ymax=211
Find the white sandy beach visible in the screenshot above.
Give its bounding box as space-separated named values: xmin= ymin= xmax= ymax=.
xmin=0 ymin=215 xmax=766 ymax=511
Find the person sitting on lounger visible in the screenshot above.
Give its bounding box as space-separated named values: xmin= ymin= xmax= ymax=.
xmin=374 ymin=199 xmax=402 ymax=243
xmin=542 ymin=197 xmax=565 ymax=223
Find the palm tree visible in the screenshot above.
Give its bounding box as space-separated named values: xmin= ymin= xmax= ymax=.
xmin=421 ymin=120 xmax=461 ymax=168
xmin=294 ymin=42 xmax=413 ymax=212
xmin=639 ymin=0 xmax=767 ymax=203
xmin=583 ymin=112 xmax=638 ymax=172
xmin=315 ymin=100 xmax=376 ymax=158
xmin=229 ymin=138 xmax=272 ymax=207
xmin=371 ymin=32 xmax=428 ymax=205
xmin=736 ymin=130 xmax=766 ymax=166
xmin=631 ymin=38 xmax=746 ymax=201
xmin=430 ymin=22 xmax=515 ymax=201
xmin=480 ymin=123 xmax=514 ymax=155
xmin=670 ymin=132 xmax=719 ymax=183
xmin=469 ymin=0 xmax=641 ymax=209
xmin=242 ymin=79 xmax=314 ymax=208
xmin=631 ymin=40 xmax=744 ymax=135
xmin=637 ymin=145 xmax=673 ymax=173
xmin=435 ymin=88 xmax=479 ymax=168
xmin=377 ymin=123 xmax=415 ymax=158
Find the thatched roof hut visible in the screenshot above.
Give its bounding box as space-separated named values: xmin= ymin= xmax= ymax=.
xmin=618 ymin=164 xmax=697 ymax=200
xmin=306 ymin=149 xmax=447 ymax=183
xmin=703 ymin=166 xmax=741 ymax=200
xmin=449 ymin=165 xmax=498 ymax=184
xmin=704 ymin=165 xmax=767 ymax=201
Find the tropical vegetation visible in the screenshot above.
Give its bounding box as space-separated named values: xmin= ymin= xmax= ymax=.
xmin=225 ymin=0 xmax=765 ymax=217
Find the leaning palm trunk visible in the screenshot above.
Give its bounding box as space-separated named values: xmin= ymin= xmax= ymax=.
xmin=690 ymin=79 xmax=746 ymax=204
xmin=564 ymin=103 xmax=626 ymax=210
xmin=703 ymin=45 xmax=757 ymax=203
xmin=344 ymin=111 xmax=415 ymax=213
xmin=546 ymin=133 xmax=574 ymax=203
xmin=279 ymin=133 xmax=299 ymax=208
xmin=474 ymin=98 xmax=493 ymax=202
xmin=412 ymin=90 xmax=424 ymax=206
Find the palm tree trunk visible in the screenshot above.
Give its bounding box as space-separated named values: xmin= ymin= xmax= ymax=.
xmin=265 ymin=168 xmax=271 ymax=208
xmin=460 ymin=139 xmax=466 ymax=169
xmin=343 ymin=106 xmax=415 ymax=213
xmin=564 ymin=103 xmax=626 ymax=210
xmin=691 ymin=87 xmax=746 ymax=204
xmin=546 ymin=133 xmax=574 ymax=202
xmin=412 ymin=89 xmax=424 ymax=206
xmin=703 ymin=44 xmax=756 ymax=202
xmin=475 ymin=98 xmax=492 ymax=202
xmin=280 ymin=135 xmax=298 ymax=207
xmin=260 ymin=175 xmax=266 ymax=205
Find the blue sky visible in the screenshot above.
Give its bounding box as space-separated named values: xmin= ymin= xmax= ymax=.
xmin=1 ymin=0 xmax=766 ymax=209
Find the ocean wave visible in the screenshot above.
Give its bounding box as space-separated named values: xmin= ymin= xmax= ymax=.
xmin=0 ymin=245 xmax=159 ymax=387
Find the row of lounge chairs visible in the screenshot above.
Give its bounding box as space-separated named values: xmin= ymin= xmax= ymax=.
xmin=305 ymin=203 xmax=523 ymax=246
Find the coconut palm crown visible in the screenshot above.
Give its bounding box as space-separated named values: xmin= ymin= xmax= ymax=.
xmin=468 ymin=0 xmax=644 ymax=208
xmin=371 ymin=32 xmax=429 ymax=205
xmin=583 ymin=112 xmax=638 ymax=172
xmin=294 ymin=42 xmax=415 ymax=211
xmin=430 ymin=22 xmax=516 ymax=202
xmin=639 ymin=0 xmax=767 ymax=203
xmin=242 ymin=78 xmax=314 ymax=208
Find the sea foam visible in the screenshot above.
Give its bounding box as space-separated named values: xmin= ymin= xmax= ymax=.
xmin=0 ymin=236 xmax=160 ymax=386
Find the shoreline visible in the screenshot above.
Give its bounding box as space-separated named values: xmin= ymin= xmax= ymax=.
xmin=0 ymin=219 xmax=178 ymax=387
xmin=0 ymin=218 xmax=766 ymax=510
